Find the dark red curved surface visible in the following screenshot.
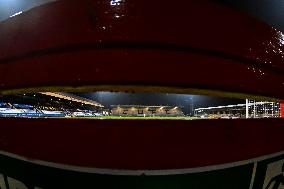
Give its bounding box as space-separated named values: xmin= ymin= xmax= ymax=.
xmin=1 ymin=50 xmax=284 ymax=98
xmin=0 ymin=0 xmax=284 ymax=171
xmin=0 ymin=118 xmax=283 ymax=169
xmin=0 ymin=0 xmax=283 ymax=98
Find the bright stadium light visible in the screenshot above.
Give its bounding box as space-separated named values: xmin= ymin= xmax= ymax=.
xmin=9 ymin=11 xmax=22 ymax=18
xmin=110 ymin=0 xmax=122 ymax=6
xmin=0 ymin=0 xmax=56 ymax=22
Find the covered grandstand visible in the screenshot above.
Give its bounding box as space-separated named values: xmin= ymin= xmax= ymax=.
xmin=194 ymin=100 xmax=280 ymax=119
xmin=0 ymin=92 xmax=283 ymax=119
xmin=111 ymin=105 xmax=184 ymax=117
xmin=0 ymin=92 xmax=104 ymax=118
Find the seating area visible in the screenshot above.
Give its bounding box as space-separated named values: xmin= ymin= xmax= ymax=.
xmin=0 ymin=93 xmax=104 ymax=118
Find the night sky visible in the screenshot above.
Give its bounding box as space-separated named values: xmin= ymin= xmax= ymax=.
xmin=76 ymin=92 xmax=244 ymax=114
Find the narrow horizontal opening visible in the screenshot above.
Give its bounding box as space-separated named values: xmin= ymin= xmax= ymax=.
xmin=0 ymin=91 xmax=283 ymax=120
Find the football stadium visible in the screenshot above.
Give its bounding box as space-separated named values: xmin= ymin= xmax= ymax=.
xmin=0 ymin=92 xmax=283 ymax=119
xmin=1 ymin=0 xmax=284 ymax=188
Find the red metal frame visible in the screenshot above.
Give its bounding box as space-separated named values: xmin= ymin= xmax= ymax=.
xmin=0 ymin=0 xmax=283 ymax=98
xmin=0 ymin=118 xmax=283 ymax=169
xmin=0 ymin=0 xmax=283 ymax=170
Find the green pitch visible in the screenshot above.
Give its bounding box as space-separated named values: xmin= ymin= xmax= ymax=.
xmin=86 ymin=116 xmax=199 ymax=120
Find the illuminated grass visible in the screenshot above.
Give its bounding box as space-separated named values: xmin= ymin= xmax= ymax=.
xmin=81 ymin=116 xmax=199 ymax=120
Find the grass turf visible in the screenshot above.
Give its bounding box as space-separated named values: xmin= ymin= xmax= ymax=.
xmin=72 ymin=116 xmax=199 ymax=120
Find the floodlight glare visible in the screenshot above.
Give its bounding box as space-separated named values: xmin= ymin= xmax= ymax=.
xmin=9 ymin=11 xmax=22 ymax=18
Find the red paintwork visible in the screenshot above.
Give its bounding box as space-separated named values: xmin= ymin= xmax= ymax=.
xmin=0 ymin=0 xmax=283 ymax=98
xmin=0 ymin=118 xmax=283 ymax=169
xmin=0 ymin=0 xmax=283 ymax=170
xmin=281 ymin=102 xmax=284 ymax=118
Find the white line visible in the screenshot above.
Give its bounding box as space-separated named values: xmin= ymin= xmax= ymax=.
xmin=0 ymin=150 xmax=283 ymax=176
xmin=249 ymin=162 xmax=257 ymax=189
xmin=9 ymin=11 xmax=22 ymax=18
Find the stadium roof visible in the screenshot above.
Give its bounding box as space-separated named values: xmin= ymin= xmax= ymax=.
xmin=40 ymin=92 xmax=104 ymax=107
